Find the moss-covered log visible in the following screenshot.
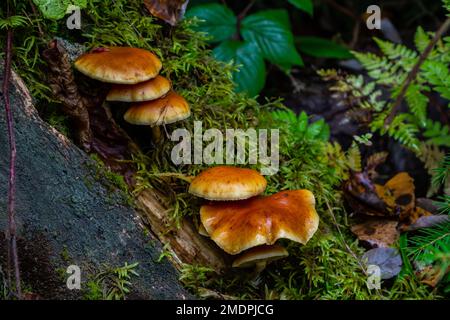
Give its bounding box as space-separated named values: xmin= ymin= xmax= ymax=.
xmin=0 ymin=66 xmax=191 ymax=299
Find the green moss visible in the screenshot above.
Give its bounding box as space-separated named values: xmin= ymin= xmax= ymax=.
xmin=83 ymin=262 xmax=139 ymax=300
xmin=60 ymin=245 xmax=71 ymax=263
xmin=86 ymin=154 xmax=133 ymax=206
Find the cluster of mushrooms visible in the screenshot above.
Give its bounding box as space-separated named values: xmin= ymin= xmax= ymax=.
xmin=74 ymin=47 xmax=190 ymax=139
xmin=189 ymin=166 xmax=319 ymax=272
xmin=73 ymin=47 xmax=319 ymax=273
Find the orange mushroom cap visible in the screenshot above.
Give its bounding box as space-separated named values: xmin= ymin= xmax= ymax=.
xmin=189 ymin=166 xmax=267 ymax=201
xmin=123 ymin=91 xmax=190 ymax=126
xmin=74 ymin=47 xmax=162 ymax=84
xmin=200 ymin=190 xmax=319 ymax=255
xmin=106 ymin=75 xmax=171 ymax=102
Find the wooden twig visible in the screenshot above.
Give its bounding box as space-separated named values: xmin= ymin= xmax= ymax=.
xmin=384 ymin=18 xmax=450 ymax=127
xmin=2 ymin=0 xmax=22 ymax=299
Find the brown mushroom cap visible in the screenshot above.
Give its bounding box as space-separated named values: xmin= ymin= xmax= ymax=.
xmin=106 ymin=75 xmax=171 ymax=102
xmin=74 ymin=47 xmax=162 ymax=84
xmin=123 ymin=91 xmax=190 ymax=126
xmin=232 ymin=244 xmax=288 ymax=268
xmin=200 ymin=190 xmax=319 ymax=255
xmin=189 ymin=166 xmax=267 ymax=201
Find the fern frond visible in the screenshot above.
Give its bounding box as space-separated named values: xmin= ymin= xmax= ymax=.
xmin=415 ymin=26 xmax=431 ymax=53
xmin=374 ymin=37 xmax=418 ymax=70
xmin=432 ymin=152 xmax=450 ymax=188
xmin=346 ymin=142 xmax=362 ymax=172
xmin=352 ymin=51 xmax=401 ymax=85
xmin=0 ymin=15 xmax=29 ymax=29
xmin=423 ymin=120 xmax=450 ymax=147
xmin=421 ymin=60 xmax=450 ymax=100
xmin=386 ymin=114 xmax=420 ymax=151
xmin=405 ymin=83 xmax=429 ymax=126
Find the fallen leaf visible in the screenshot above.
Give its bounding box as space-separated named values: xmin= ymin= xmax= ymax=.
xmin=416 ymin=198 xmax=439 ymax=214
xmin=375 ymin=172 xmax=415 ymax=216
xmin=398 ymin=206 xmax=432 ymax=231
xmin=351 ymin=218 xmax=399 ymax=248
xmin=344 ymin=171 xmax=389 ymax=217
xmin=362 ymin=247 xmax=402 ymax=280
xmin=144 ymin=0 xmax=189 ymax=26
xmin=402 ymin=214 xmax=449 ymax=232
xmin=417 ymin=265 xmax=450 ymax=288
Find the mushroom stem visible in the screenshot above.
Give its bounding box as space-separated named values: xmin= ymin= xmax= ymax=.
xmin=151 ymin=126 xmax=163 ymax=142
xmin=254 ymin=261 xmax=267 ymax=274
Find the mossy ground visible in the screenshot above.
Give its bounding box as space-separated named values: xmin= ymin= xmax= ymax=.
xmin=1 ymin=0 xmax=441 ymax=299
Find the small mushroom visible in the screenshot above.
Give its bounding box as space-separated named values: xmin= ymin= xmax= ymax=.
xmin=106 ymin=75 xmax=171 ymax=102
xmin=74 ymin=47 xmax=162 ymax=84
xmin=200 ymin=190 xmax=319 ymax=255
xmin=188 ymin=166 xmax=267 ymax=201
xmin=232 ymin=244 xmax=289 ymax=273
xmin=123 ymin=90 xmax=190 ymax=141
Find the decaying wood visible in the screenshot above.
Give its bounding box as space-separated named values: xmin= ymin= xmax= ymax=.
xmin=42 ymin=40 xmax=92 ymax=152
xmin=137 ymin=190 xmax=229 ymax=273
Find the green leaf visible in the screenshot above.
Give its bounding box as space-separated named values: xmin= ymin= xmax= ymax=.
xmin=33 ymin=0 xmax=87 ymax=20
xmin=213 ymin=40 xmax=266 ymax=96
xmin=421 ymin=60 xmax=450 ymax=100
xmin=185 ymin=4 xmax=237 ymax=43
xmin=305 ymin=118 xmax=326 ymax=140
xmin=405 ymin=84 xmax=428 ymax=127
xmin=241 ymin=9 xmax=303 ymax=67
xmin=288 ymin=0 xmax=314 ymax=15
xmin=414 ymin=26 xmax=430 ymax=53
xmin=297 ymin=111 xmax=309 ymax=134
xmin=296 ymin=36 xmax=353 ymax=59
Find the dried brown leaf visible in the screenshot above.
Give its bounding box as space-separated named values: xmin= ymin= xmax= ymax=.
xmin=144 ymin=0 xmax=189 ymax=26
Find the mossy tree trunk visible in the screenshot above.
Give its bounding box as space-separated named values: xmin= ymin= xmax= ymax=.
xmin=0 ymin=66 xmax=192 ymax=299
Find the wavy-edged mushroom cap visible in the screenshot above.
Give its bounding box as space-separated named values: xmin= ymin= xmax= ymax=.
xmin=123 ymin=91 xmax=190 ymax=126
xmin=200 ymin=190 xmax=319 ymax=254
xmin=74 ymin=47 xmax=162 ymax=84
xmin=189 ymin=166 xmax=267 ymax=201
xmin=106 ymin=75 xmax=171 ymax=102
xmin=232 ymin=244 xmax=288 ymax=268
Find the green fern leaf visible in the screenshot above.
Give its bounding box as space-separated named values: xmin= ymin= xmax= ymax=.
xmin=421 ymin=60 xmax=450 ymax=100
xmin=414 ymin=26 xmax=431 ymax=53
xmin=387 ymin=114 xmax=420 ymax=151
xmin=405 ymin=84 xmax=429 ymax=126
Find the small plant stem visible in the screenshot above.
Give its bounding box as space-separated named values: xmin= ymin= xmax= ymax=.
xmin=147 ymin=172 xmax=194 ymax=183
xmin=234 ymin=0 xmax=256 ymax=40
xmin=2 ymin=0 xmax=22 ymax=299
xmin=384 ymin=17 xmax=450 ymax=127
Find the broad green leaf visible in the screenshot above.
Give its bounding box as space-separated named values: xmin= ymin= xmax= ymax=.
xmin=288 ymin=0 xmax=314 ymax=15
xmin=296 ymin=36 xmax=353 ymax=59
xmin=33 ymin=0 xmax=87 ymax=20
xmin=213 ymin=41 xmax=266 ymax=97
xmin=241 ymin=9 xmax=303 ymax=67
xmin=185 ymin=4 xmax=237 ymax=43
